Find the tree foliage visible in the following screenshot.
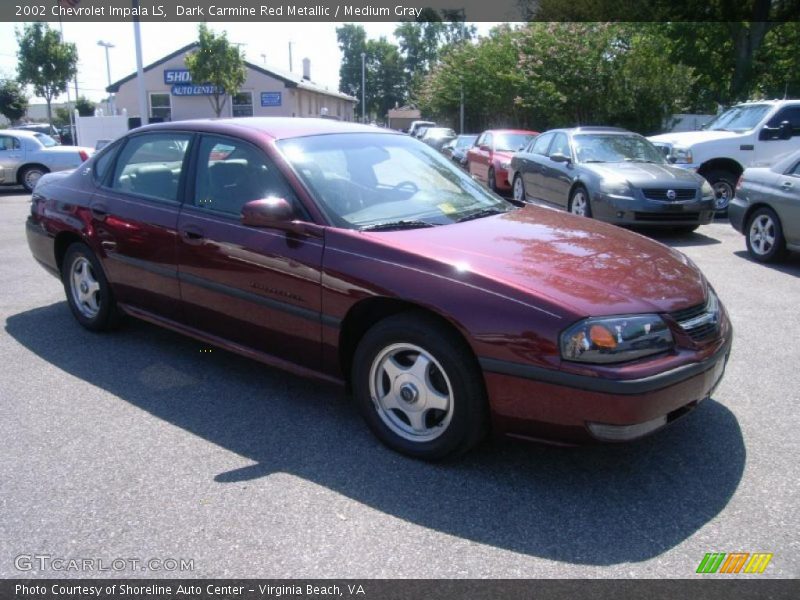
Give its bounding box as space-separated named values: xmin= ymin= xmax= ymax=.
xmin=75 ymin=96 xmax=95 ymax=117
xmin=184 ymin=24 xmax=246 ymax=118
xmin=0 ymin=79 xmax=29 ymax=124
xmin=419 ymin=23 xmax=695 ymax=134
xmin=15 ymin=23 xmax=77 ymax=128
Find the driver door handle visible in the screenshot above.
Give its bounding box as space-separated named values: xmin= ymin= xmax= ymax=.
xmin=180 ymin=225 xmax=205 ymax=245
xmin=780 ymin=180 xmax=793 ymax=189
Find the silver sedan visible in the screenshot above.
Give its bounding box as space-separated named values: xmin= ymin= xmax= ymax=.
xmin=0 ymin=129 xmax=93 ymax=192
xmin=729 ymin=149 xmax=800 ymax=262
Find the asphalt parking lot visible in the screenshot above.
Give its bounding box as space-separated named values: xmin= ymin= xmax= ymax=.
xmin=1 ymin=188 xmax=799 ymax=579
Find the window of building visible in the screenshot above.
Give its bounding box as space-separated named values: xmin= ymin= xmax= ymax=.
xmin=232 ymin=92 xmax=253 ymax=117
xmin=149 ymin=93 xmax=171 ymax=121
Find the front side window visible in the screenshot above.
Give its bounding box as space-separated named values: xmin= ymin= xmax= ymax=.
xmin=531 ymin=132 xmax=553 ymax=155
xmin=111 ymin=133 xmax=191 ymax=203
xmin=232 ymin=92 xmax=253 ymax=117
xmin=278 ymin=133 xmax=514 ymax=230
xmin=548 ymin=133 xmax=571 ymax=158
xmin=193 ymin=135 xmax=298 ymax=217
xmin=149 ymin=93 xmax=171 ymax=121
xmin=573 ymin=134 xmax=665 ymax=164
xmin=767 ymin=106 xmax=800 ymax=136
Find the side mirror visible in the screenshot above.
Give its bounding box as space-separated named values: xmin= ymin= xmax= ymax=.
xmin=241 ymin=198 xmax=294 ymax=228
xmin=779 ymin=120 xmax=793 ymax=140
xmin=668 ymin=155 xmax=677 ymax=164
xmin=479 ymin=144 xmax=491 ymax=152
xmin=550 ymin=152 xmax=571 ymax=164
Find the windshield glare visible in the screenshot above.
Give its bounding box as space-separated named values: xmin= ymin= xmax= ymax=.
xmin=34 ymin=133 xmax=58 ymax=148
xmin=703 ymin=104 xmax=770 ymax=132
xmin=573 ymin=134 xmax=665 ymax=163
xmin=456 ymin=135 xmax=478 ymax=148
xmin=495 ymin=133 xmax=535 ymax=152
xmin=278 ymin=133 xmax=513 ymax=230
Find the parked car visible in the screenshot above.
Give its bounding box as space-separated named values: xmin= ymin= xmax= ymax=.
xmin=407 ymin=120 xmax=436 ymax=138
xmin=0 ymin=129 xmax=93 ymax=192
xmin=11 ymin=123 xmax=62 ymax=144
xmin=729 ymin=149 xmax=800 ymax=262
xmin=420 ymin=127 xmax=457 ymax=151
xmin=26 ymin=118 xmax=731 ymax=460
xmin=509 ymin=126 xmax=716 ymax=231
xmin=442 ymin=134 xmax=478 ymax=167
xmin=467 ymin=129 xmax=538 ymax=192
xmin=649 ymin=99 xmax=800 ymax=213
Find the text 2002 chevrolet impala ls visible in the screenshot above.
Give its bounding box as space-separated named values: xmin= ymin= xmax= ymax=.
xmin=25 ymin=118 xmax=732 ymax=460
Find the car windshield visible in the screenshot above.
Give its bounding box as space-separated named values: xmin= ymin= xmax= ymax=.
xmin=702 ymin=104 xmax=770 ymax=132
xmin=34 ymin=133 xmax=58 ymax=148
xmin=424 ymin=128 xmax=456 ymax=139
xmin=455 ymin=135 xmax=478 ymax=148
xmin=494 ymin=132 xmax=535 ymax=152
xmin=573 ymin=134 xmax=665 ymax=164
xmin=278 ymin=133 xmax=515 ymax=230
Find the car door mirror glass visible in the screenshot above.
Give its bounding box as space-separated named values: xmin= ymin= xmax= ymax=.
xmin=550 ymin=152 xmax=571 ymax=164
xmin=241 ymin=197 xmax=295 ymax=227
xmin=779 ymin=121 xmax=793 ymax=140
xmin=479 ymin=144 xmax=491 ymax=152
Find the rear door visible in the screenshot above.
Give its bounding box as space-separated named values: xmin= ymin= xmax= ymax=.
xmin=776 ymin=157 xmax=800 ymax=247
xmin=176 ymin=133 xmax=325 ymax=370
xmin=92 ymin=131 xmax=192 ymax=321
xmin=524 ymin=132 xmax=554 ymax=201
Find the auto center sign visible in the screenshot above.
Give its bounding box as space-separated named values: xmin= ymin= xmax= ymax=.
xmin=164 ymin=69 xmax=223 ymax=96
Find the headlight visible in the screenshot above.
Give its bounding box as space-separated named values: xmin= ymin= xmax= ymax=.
xmin=560 ymin=315 xmax=673 ymax=364
xmin=500 ymin=161 xmax=511 ymax=170
xmin=671 ymin=146 xmax=693 ymax=164
xmin=701 ymin=180 xmax=714 ymax=198
xmin=599 ymin=179 xmax=633 ymax=197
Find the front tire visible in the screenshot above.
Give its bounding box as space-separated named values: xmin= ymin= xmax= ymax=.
xmin=704 ymin=170 xmax=737 ymax=213
xmin=20 ymin=165 xmax=48 ymax=193
xmin=512 ymin=174 xmax=526 ymax=202
xmin=61 ymin=243 xmax=120 ymax=331
xmin=569 ymin=186 xmax=592 ymax=217
xmin=488 ymin=167 xmax=498 ymax=192
xmin=352 ymin=313 xmax=488 ymax=460
xmin=746 ymin=207 xmax=786 ymax=263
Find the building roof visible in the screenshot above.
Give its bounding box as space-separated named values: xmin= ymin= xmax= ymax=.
xmin=106 ymin=42 xmax=356 ymax=103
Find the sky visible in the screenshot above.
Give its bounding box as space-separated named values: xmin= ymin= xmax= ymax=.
xmin=0 ymin=21 xmax=502 ymax=106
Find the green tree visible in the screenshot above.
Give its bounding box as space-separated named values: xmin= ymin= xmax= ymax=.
xmin=75 ymin=96 xmax=95 ymax=117
xmin=184 ymin=24 xmax=246 ymax=118
xmin=366 ymin=38 xmax=406 ymax=120
xmin=336 ymin=24 xmax=368 ymax=102
xmin=0 ymin=79 xmax=29 ymax=124
xmin=15 ymin=22 xmax=78 ymax=129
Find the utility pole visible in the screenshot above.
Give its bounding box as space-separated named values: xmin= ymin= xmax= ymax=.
xmin=132 ymin=0 xmax=148 ymax=125
xmin=460 ymin=80 xmax=464 ymax=134
xmin=361 ymin=52 xmax=366 ymax=123
xmin=288 ymin=41 xmax=293 ymax=72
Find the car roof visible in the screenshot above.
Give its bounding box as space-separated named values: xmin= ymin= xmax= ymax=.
xmin=0 ymin=128 xmax=40 ymax=138
xmin=134 ymin=117 xmax=401 ymax=141
xmin=483 ymin=129 xmax=538 ymax=134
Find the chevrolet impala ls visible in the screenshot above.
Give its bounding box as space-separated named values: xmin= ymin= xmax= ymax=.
xmin=25 ymin=119 xmax=732 ymax=459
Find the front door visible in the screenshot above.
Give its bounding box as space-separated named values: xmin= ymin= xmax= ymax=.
xmin=176 ymin=134 xmax=325 ymax=370
xmin=0 ymin=134 xmax=23 ymax=184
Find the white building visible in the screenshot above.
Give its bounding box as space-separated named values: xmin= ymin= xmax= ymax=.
xmin=107 ymin=42 xmax=357 ymax=123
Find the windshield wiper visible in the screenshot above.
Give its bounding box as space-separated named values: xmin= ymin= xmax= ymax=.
xmin=361 ymin=220 xmax=437 ymax=232
xmin=624 ymin=158 xmax=657 ymax=163
xmin=583 ymin=159 xmax=606 ymax=163
xmin=457 ymin=208 xmax=506 ymax=223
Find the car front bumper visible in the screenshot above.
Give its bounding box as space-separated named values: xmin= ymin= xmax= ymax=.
xmin=591 ymin=192 xmax=716 ymax=226
xmin=481 ymin=334 xmax=732 ymax=445
xmin=728 ymin=196 xmax=749 ymax=233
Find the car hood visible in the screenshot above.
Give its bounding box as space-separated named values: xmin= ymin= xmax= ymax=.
xmin=648 ymin=130 xmax=741 ymax=146
xmin=364 ymin=205 xmax=707 ymax=317
xmin=583 ymin=161 xmax=703 ymax=186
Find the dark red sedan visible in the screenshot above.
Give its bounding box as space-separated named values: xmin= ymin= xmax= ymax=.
xmin=26 ymin=118 xmax=732 ymax=460
xmin=467 ymin=129 xmax=538 ymax=193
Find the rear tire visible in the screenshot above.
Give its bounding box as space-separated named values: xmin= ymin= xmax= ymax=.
xmin=352 ymin=312 xmax=488 ymax=460
xmin=746 ymin=207 xmax=786 ymax=263
xmin=61 ymin=243 xmax=121 ymax=331
xmin=488 ymin=167 xmax=498 ymax=192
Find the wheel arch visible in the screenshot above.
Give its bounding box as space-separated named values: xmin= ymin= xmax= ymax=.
xmin=697 ymin=158 xmax=743 ymax=180
xmin=54 ymin=231 xmax=86 ymax=272
xmin=337 ymin=296 xmax=480 ymax=388
xmin=743 ymin=202 xmax=782 ymax=232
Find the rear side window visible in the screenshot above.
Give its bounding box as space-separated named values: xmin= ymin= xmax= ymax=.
xmin=0 ymin=135 xmax=21 ymax=151
xmin=93 ymin=142 xmax=121 ymax=185
xmin=111 ymin=133 xmax=191 ymax=204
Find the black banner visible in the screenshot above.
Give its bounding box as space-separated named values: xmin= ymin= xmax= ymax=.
xmin=2 ymin=580 xmax=800 ymax=600
xmin=3 ymin=0 xmax=800 ymax=23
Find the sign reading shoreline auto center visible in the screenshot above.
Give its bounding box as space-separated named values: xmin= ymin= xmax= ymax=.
xmin=261 ymin=92 xmax=282 ymax=107
xmin=164 ymin=69 xmax=223 ymax=96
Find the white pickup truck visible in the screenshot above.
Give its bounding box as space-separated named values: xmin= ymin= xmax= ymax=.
xmin=649 ymin=100 xmax=800 ymax=211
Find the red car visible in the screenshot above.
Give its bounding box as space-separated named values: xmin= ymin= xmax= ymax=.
xmin=26 ymin=118 xmax=731 ymax=460
xmin=467 ymin=129 xmax=538 ymax=193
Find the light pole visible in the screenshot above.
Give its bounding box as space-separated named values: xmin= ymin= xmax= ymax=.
xmin=360 ymin=52 xmax=366 ymax=123
xmin=459 ymin=79 xmax=464 ymax=134
xmin=132 ymin=0 xmax=148 ymax=126
xmin=97 ymin=40 xmax=115 ymax=115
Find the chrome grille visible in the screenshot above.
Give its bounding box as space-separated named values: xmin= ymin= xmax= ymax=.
xmin=643 ymin=188 xmax=697 ymax=201
xmin=669 ymin=298 xmax=720 ymax=342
